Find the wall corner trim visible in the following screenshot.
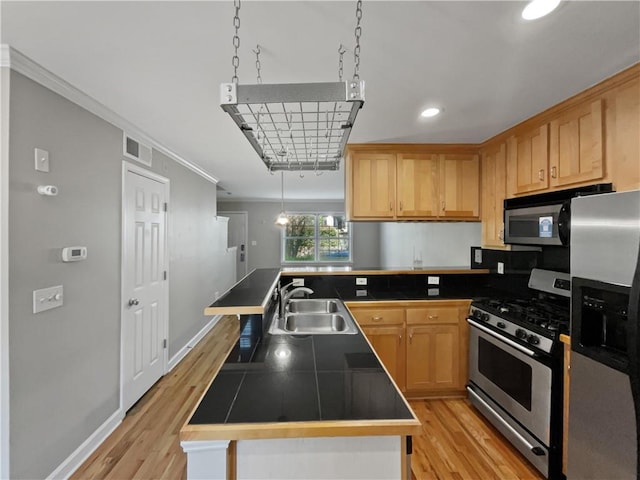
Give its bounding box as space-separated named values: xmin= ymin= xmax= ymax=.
xmin=2 ymin=45 xmax=218 ymax=185
xmin=168 ymin=315 xmax=223 ymax=371
xmin=46 ymin=409 xmax=123 ymax=480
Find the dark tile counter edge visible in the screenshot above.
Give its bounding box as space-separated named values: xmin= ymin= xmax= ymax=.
xmin=204 ymin=268 xmax=280 ymax=315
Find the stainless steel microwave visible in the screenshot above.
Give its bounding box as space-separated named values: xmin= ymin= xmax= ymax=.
xmin=503 ymin=184 xmax=613 ymax=246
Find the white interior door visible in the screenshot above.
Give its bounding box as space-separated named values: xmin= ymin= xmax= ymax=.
xmin=223 ymin=212 xmax=248 ymax=281
xmin=121 ymin=163 xmax=169 ymax=412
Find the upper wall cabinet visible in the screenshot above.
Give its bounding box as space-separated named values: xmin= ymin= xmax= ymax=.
xmin=349 ymin=151 xmax=397 ymax=218
xmin=549 ymin=99 xmax=604 ymax=188
xmin=481 ymin=142 xmax=508 ymax=249
xmin=507 ymin=124 xmax=549 ymax=195
xmin=346 ymin=146 xmax=480 ymax=221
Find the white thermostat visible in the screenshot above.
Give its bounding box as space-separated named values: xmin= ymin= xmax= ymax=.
xmin=62 ymin=246 xmax=87 ymax=262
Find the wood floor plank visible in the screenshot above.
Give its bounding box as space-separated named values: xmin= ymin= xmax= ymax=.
xmin=71 ymin=315 xmax=543 ymax=480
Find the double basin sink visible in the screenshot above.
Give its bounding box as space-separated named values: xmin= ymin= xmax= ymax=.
xmin=268 ymin=298 xmax=358 ymax=335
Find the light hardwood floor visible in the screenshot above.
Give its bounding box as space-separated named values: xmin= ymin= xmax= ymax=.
xmin=71 ymin=314 xmax=543 ymax=480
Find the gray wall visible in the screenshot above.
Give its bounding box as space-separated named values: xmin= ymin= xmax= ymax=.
xmin=8 ymin=71 xmax=231 ymax=479
xmin=218 ymin=200 xmax=381 ymax=270
xmin=379 ymin=222 xmax=481 ymax=267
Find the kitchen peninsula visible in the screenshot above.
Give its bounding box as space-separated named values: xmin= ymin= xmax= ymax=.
xmin=181 ymin=268 xmax=427 ymax=480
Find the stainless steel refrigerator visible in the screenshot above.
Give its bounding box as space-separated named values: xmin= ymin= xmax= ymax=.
xmin=568 ymin=189 xmax=640 ymax=479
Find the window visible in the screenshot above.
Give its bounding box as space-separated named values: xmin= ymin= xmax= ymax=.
xmin=282 ymin=213 xmax=351 ymax=264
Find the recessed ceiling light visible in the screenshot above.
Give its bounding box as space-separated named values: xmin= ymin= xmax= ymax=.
xmin=420 ymin=107 xmax=441 ymax=118
xmin=522 ymin=0 xmax=561 ymax=20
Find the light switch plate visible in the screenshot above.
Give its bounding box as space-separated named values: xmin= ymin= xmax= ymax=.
xmin=474 ymin=249 xmax=482 ymax=264
xmin=355 ymin=277 xmax=367 ymax=286
xmin=34 ymin=148 xmax=50 ymax=172
xmin=498 ymin=262 xmax=505 ymax=274
xmin=292 ymin=278 xmax=304 ymax=287
xmin=33 ymin=285 xmax=63 ymax=313
xmin=428 ymin=276 xmax=440 ymax=285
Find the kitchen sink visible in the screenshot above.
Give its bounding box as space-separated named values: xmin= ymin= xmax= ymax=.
xmin=284 ymin=313 xmax=354 ymax=334
xmin=268 ymin=298 xmax=358 ymax=335
xmin=286 ymin=298 xmax=340 ymax=314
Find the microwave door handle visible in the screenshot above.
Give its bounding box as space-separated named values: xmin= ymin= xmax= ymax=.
xmin=466 ymin=387 xmax=546 ymax=456
xmin=467 ymin=318 xmax=536 ymax=357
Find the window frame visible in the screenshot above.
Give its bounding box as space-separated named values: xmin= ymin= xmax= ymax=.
xmin=280 ymin=212 xmax=353 ymax=265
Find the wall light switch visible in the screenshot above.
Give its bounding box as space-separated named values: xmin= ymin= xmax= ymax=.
xmin=34 ymin=148 xmax=50 ymax=172
xmin=497 ymin=262 xmax=505 ymax=274
xmin=292 ymin=278 xmax=304 ymax=287
xmin=428 ymin=276 xmax=440 ymax=285
xmin=33 ymin=285 xmax=63 ymax=314
xmin=355 ymin=277 xmax=367 ymax=286
xmin=474 ymin=249 xmax=483 ymax=264
xmin=251 ymin=240 xmax=257 ymax=246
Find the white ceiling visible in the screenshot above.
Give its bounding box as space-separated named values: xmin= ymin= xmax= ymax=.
xmin=2 ymin=1 xmax=639 ymax=201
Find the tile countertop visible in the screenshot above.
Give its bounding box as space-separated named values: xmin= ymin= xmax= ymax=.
xmin=181 ymin=317 xmax=421 ymax=441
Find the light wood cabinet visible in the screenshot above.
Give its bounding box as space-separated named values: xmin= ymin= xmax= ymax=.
xmin=348 ymin=151 xmax=397 ymax=218
xmin=549 ymin=99 xmax=604 ymax=188
xmin=347 ymin=306 xmax=406 ymax=391
xmin=346 ymin=146 xmax=480 ymax=221
xmin=481 ymin=142 xmax=508 ymax=249
xmin=507 ymin=124 xmax=550 ymax=195
xmin=396 ymin=153 xmax=438 ymax=218
xmin=348 ymin=300 xmax=471 ymax=398
xmin=405 ymin=302 xmax=469 ymax=395
xmin=361 ymin=325 xmax=406 ymax=391
xmin=439 ymin=153 xmax=480 ymax=218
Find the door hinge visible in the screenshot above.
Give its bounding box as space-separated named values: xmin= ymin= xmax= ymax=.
xmin=163 ymin=270 xmax=167 ymax=280
xmin=163 ymin=202 xmax=168 ymax=212
xmin=163 ymin=339 xmax=167 ymax=349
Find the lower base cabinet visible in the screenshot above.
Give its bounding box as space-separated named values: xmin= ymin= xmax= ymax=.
xmin=347 ymin=300 xmax=471 ymax=398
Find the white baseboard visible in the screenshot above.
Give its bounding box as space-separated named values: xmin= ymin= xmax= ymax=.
xmin=46 ymin=409 xmax=123 ymax=480
xmin=168 ymin=315 xmax=223 ymax=372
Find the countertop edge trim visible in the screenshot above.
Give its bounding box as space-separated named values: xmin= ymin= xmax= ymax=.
xmin=281 ymin=269 xmax=489 ymax=276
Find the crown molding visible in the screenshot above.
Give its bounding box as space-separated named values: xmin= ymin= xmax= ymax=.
xmin=0 ymin=45 xmax=218 ymax=184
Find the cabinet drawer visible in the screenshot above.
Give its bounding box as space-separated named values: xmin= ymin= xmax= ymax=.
xmin=406 ymin=306 xmax=459 ymax=325
xmin=349 ymin=308 xmax=405 ymax=326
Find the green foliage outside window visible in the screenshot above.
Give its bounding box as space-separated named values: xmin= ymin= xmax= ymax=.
xmin=282 ymin=214 xmax=350 ymax=263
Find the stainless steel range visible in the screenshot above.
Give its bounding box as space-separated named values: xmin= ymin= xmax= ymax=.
xmin=467 ymin=268 xmax=569 ymax=480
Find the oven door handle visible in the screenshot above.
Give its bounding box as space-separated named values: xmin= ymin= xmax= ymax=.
xmin=467 ymin=387 xmax=546 ymax=457
xmin=466 ymin=318 xmax=536 ymax=357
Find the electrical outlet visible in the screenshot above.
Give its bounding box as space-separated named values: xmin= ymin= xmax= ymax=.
xmin=356 ymin=289 xmax=368 ymax=297
xmin=498 ymin=262 xmax=505 ymax=274
xmin=355 ymin=277 xmax=367 ymax=286
xmin=292 ymin=278 xmax=304 ymax=287
xmin=428 ymin=288 xmax=440 ymax=296
xmin=474 ymin=249 xmax=482 ymax=264
xmin=427 ymin=276 xmax=440 ymax=285
xmin=33 ymin=285 xmax=63 ymax=313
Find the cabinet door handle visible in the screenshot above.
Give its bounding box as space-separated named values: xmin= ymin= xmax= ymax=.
xmin=409 ymin=333 xmax=413 ymax=344
xmin=538 ymin=169 xmax=545 ymax=181
xmin=428 ymin=314 xmax=438 ymax=320
xmin=372 ymin=316 xmax=383 ymax=322
xmin=398 ymin=335 xmax=402 ymax=345
xmin=399 ymin=201 xmax=403 ymax=211
xmin=551 ymin=166 xmax=557 ymax=178
xmin=499 ymin=228 xmax=504 ymax=241
xmin=389 ymin=201 xmax=393 ymax=211
xmin=441 ymin=201 xmax=446 ymax=212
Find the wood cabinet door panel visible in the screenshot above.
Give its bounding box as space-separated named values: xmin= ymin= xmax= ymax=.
xmin=481 ymin=142 xmax=508 ymax=248
xmin=438 ymin=154 xmax=480 ymax=219
xmin=350 ymin=152 xmax=396 ymax=218
xmin=406 ymin=325 xmax=460 ymax=391
xmin=549 ymin=100 xmax=604 ymax=188
xmin=406 ymin=306 xmax=459 ymax=325
xmin=396 ymin=154 xmax=438 ymax=217
xmin=349 ymin=307 xmax=404 ymax=326
xmin=508 ymin=125 xmax=549 ymax=195
xmin=362 ymin=325 xmax=406 ymax=391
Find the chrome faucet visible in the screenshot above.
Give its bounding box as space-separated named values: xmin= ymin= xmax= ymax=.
xmin=279 ymin=282 xmax=314 ymax=318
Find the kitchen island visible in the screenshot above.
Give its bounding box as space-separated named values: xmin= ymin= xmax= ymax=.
xmin=181 ymin=268 xmax=421 ymax=479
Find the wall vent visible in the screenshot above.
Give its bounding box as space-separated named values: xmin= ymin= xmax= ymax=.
xmin=123 ymin=132 xmax=152 ymax=166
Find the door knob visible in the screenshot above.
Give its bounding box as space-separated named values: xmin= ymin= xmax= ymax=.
xmin=128 ymin=298 xmax=140 ymax=306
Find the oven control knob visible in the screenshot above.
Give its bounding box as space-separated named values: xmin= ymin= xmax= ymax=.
xmin=515 ymin=329 xmax=527 ymax=339
xmin=497 ymin=322 xmax=506 ymax=329
xmin=472 ymin=309 xmax=481 ymax=319
xmin=527 ymin=334 xmax=540 ymax=345
xmin=480 ymin=313 xmax=490 ymax=322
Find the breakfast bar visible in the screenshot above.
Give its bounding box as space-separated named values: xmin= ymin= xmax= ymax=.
xmin=180 ymin=268 xmax=421 ymax=479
